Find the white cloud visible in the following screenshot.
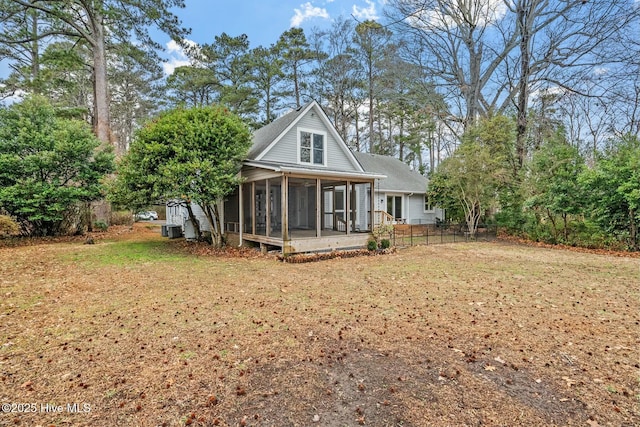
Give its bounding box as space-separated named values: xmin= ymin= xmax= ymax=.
xmin=291 ymin=2 xmax=330 ymax=27
xmin=163 ymin=39 xmax=197 ymax=75
xmin=0 ymin=85 xmax=26 ymax=105
xmin=352 ymin=0 xmax=379 ymax=21
xmin=407 ymin=0 xmax=507 ymax=31
xmin=593 ymin=67 xmax=608 ymax=76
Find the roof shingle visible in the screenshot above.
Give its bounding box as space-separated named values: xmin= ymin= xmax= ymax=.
xmin=354 ymin=152 xmax=428 ymax=193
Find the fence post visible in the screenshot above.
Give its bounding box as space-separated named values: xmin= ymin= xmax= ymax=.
xmin=426 ymin=227 xmax=429 ymax=245
xmin=410 ymin=224 xmax=413 ymax=246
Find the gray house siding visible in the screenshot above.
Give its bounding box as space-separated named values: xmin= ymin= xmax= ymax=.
xmin=259 ymin=110 xmax=359 ymax=172
xmin=372 ymin=192 xmax=444 ymax=225
xmin=166 ymin=202 xmax=211 ymax=232
xmin=406 ymin=194 xmax=426 ymax=224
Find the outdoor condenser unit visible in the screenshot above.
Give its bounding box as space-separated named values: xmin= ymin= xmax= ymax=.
xmin=166 ymin=224 xmax=182 ymax=239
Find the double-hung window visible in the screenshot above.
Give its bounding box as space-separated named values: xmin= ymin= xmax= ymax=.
xmin=299 ymin=130 xmax=325 ymax=166
xmin=424 ymin=194 xmax=434 ymax=212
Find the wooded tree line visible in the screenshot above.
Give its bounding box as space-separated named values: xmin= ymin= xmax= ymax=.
xmin=1 ymin=0 xmax=639 ymax=247
xmin=428 ymin=115 xmax=640 ymax=250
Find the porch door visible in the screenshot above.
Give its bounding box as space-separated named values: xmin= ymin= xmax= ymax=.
xmin=334 ymin=188 xmax=345 ymax=225
xmin=387 ymin=195 xmax=402 ymax=220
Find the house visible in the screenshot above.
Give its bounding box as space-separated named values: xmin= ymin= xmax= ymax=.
xmin=167 ymin=101 xmax=443 ymax=253
xmin=354 ymin=152 xmax=444 ymax=226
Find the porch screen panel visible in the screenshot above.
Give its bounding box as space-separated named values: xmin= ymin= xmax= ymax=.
xmin=322 ymin=189 xmax=333 ymax=230
xmin=268 ymin=178 xmax=282 ymax=238
xmin=321 ymin=181 xmax=347 ymax=234
xmin=242 ymin=183 xmax=252 ymax=234
xmin=224 ymin=189 xmax=240 ymax=233
xmin=288 ymin=178 xmax=317 ymax=238
xmin=255 ymin=180 xmax=267 ymax=236
xmin=353 ymin=183 xmax=371 ymax=232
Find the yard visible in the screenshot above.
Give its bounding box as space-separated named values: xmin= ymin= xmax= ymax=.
xmin=0 ymin=224 xmax=638 ymax=426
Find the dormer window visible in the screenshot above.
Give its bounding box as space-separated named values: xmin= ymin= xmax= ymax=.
xmin=299 ymin=129 xmax=325 ymax=166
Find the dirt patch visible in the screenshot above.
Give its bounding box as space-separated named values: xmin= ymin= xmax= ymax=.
xmin=0 ymin=228 xmax=638 ymax=426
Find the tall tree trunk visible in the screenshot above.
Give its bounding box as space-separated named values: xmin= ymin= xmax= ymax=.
xmin=354 ymin=107 xmax=361 ymax=152
xmin=516 ymin=0 xmax=533 ymax=170
xmin=429 ymin=126 xmax=435 ymax=174
xmin=202 ymin=202 xmax=224 ymax=247
xmin=630 ymin=208 xmax=638 ymax=250
xmin=546 ymin=208 xmax=558 ymax=241
xmin=368 ymin=56 xmax=374 ymax=153
xmin=90 ymin=10 xmax=113 ymax=147
xmin=398 ymin=115 xmax=405 ymax=161
xmin=293 ymin=62 xmax=301 ymax=108
xmin=29 ymin=9 xmax=39 ymax=92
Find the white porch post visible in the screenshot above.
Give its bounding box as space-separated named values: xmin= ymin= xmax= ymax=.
xmin=346 ymin=180 xmax=351 ymax=236
xmin=316 ymin=178 xmax=322 ymax=238
xmin=370 ymin=180 xmax=375 ymax=229
xmin=251 ymin=182 xmax=256 ymax=235
xmin=281 ymin=174 xmax=289 ymax=241
xmin=265 ymin=179 xmax=271 ymax=237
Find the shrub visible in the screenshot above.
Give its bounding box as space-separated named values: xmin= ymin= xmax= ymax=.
xmin=380 ymin=238 xmax=391 ymax=249
xmin=0 ymin=215 xmax=20 ymax=236
xmin=0 ymin=96 xmax=115 ymax=236
xmin=110 ymin=211 xmax=134 ymax=226
xmin=94 ymin=220 xmax=109 ymax=232
xmin=367 ymin=239 xmax=378 ymax=251
xmin=373 ymin=224 xmax=394 ymax=241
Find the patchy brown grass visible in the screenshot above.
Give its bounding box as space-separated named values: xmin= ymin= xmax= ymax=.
xmin=0 ymin=224 xmax=638 ymax=426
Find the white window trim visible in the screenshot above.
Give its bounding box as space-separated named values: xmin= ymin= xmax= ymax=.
xmin=385 ymin=193 xmax=404 ymax=220
xmin=297 ymin=127 xmax=327 ymax=167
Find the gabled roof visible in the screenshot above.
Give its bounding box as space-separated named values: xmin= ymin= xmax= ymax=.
xmin=354 ymin=152 xmax=428 ymax=194
xmin=247 ymin=101 xmax=365 ymax=173
xmin=247 ymin=105 xmax=307 ymax=160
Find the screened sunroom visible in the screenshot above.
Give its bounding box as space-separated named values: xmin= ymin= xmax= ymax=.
xmin=223 ymin=165 xmax=383 ymax=254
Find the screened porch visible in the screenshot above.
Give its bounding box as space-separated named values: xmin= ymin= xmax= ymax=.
xmin=224 ymin=173 xmax=376 ymax=253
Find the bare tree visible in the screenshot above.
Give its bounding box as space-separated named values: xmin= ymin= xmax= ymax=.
xmin=352 ymin=20 xmax=394 ymax=153
xmin=386 ymin=0 xmax=638 ymax=162
xmin=310 ymin=18 xmax=366 ymax=150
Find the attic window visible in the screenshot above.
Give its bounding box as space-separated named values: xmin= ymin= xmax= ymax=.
xmin=299 ymin=129 xmax=325 ymax=166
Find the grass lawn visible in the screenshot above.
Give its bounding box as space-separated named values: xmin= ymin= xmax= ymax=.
xmin=0 ymin=224 xmax=638 ymax=426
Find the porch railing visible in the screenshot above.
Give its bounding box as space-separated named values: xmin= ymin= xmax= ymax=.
xmin=374 ymin=210 xmax=396 ymax=225
xmin=225 ymin=222 xmax=240 ymax=233
xmin=335 ymin=217 xmax=347 ymax=232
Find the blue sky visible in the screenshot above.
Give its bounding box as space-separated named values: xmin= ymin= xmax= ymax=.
xmin=0 ymin=1 xmax=386 ymax=86
xmin=162 ymin=0 xmax=386 ymax=74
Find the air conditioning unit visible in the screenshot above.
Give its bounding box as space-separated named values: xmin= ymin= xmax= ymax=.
xmin=166 ymin=225 xmax=183 ymax=239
